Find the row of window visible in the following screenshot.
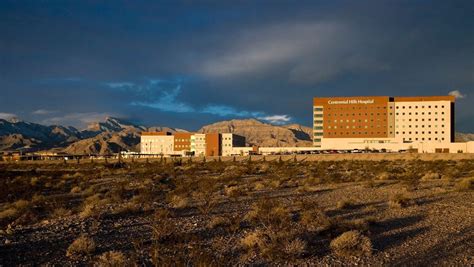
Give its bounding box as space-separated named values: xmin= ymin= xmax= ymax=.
xmin=396 ymin=105 xmax=446 ymax=109
xmin=396 ymin=124 xmax=445 ymax=128
xmin=325 ymin=132 xmax=387 ymax=136
xmin=396 ymin=131 xmax=445 ymax=135
xmin=397 ymin=118 xmax=445 ymax=122
xmin=329 ymin=119 xmax=386 ymax=123
xmin=327 ymin=113 xmax=387 ymax=116
xmin=396 ymin=112 xmax=445 ymax=116
xmin=328 ymin=125 xmax=384 ymax=129
xmin=405 ymin=137 xmax=445 ymax=141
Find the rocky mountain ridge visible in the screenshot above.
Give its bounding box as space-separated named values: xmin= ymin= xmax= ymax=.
xmin=1 ymin=117 xmax=473 ymax=154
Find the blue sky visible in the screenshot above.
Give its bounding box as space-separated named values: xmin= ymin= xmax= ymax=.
xmin=0 ymin=1 xmax=473 ymax=131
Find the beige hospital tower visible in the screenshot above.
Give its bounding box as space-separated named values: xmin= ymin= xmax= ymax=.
xmin=313 ymin=95 xmax=474 ymax=153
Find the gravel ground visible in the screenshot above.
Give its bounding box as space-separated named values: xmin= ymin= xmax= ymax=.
xmin=0 ymin=162 xmax=473 ymax=266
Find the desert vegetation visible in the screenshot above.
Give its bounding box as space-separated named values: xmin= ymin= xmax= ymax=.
xmin=0 ymin=158 xmax=473 ymax=265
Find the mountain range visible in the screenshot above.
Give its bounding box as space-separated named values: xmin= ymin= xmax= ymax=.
xmin=0 ymin=117 xmax=315 ymax=154
xmin=1 ymin=117 xmax=473 ymax=154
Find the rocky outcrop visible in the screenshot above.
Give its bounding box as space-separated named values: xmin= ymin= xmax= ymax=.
xmin=198 ymin=119 xmax=313 ymax=147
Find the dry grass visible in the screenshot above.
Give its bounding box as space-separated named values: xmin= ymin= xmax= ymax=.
xmin=94 ymin=251 xmax=127 ymax=267
xmin=169 ymin=195 xmax=189 ymax=209
xmin=336 ymin=200 xmax=354 ymax=210
xmin=330 ymin=230 xmax=372 ymax=257
xmin=66 ymin=235 xmax=96 ymax=258
xmin=455 ymin=177 xmax=474 ymax=191
xmin=1 ymin=159 xmax=473 ymax=265
xmin=389 ymin=193 xmax=411 ymax=209
xmin=300 ymin=208 xmax=331 ymax=232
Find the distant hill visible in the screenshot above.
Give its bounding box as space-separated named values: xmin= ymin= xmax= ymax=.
xmin=0 ymin=117 xmax=183 ymax=154
xmin=455 ymin=132 xmax=474 ymax=142
xmin=198 ymin=119 xmax=313 ymax=147
xmin=1 ymin=116 xmax=473 ymax=154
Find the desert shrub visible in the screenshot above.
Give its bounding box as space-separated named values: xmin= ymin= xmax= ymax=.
xmin=300 ymin=208 xmax=331 ymax=232
xmin=50 ymin=207 xmax=72 ymax=219
xmin=94 ymin=251 xmax=127 ymax=267
xmin=193 ymin=184 xmax=218 ymax=215
xmin=241 ymin=230 xmax=264 ymax=249
xmin=330 ymin=230 xmax=372 ymax=257
xmin=66 ymin=235 xmax=96 ymax=258
xmin=0 ymin=199 xmax=31 ymax=225
xmin=421 ymin=172 xmax=441 ymax=181
xmin=169 ymin=195 xmax=189 ymax=209
xmin=241 ymin=227 xmax=302 ymax=261
xmin=79 ymin=194 xmax=102 ymax=218
xmin=336 ymin=200 xmax=354 ymax=210
xmin=70 ymin=186 xmax=82 ymax=194
xmin=254 ymin=182 xmax=266 ymax=191
xmin=208 ymin=216 xmax=232 ymax=229
xmin=282 ymin=238 xmax=306 ymax=258
xmin=389 ymin=193 xmax=410 ymax=209
xmin=30 ymin=177 xmax=40 ymax=187
xmin=245 ymin=200 xmax=290 ymax=229
xmin=455 ymin=177 xmax=474 ymax=191
xmin=224 ymin=185 xmax=244 ymax=198
xmin=150 ymin=208 xmax=175 ymax=241
xmin=376 ymin=172 xmax=394 ymax=181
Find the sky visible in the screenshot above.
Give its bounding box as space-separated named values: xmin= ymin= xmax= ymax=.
xmin=0 ymin=0 xmax=473 ymax=131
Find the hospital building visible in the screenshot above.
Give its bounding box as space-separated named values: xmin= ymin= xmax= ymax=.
xmin=313 ymin=95 xmax=463 ymax=152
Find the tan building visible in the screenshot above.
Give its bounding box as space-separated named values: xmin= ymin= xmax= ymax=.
xmin=313 ymin=95 xmax=455 ymax=151
xmin=191 ymin=133 xmax=206 ymax=156
xmin=221 ymin=133 xmax=246 ymax=156
xmin=141 ymin=132 xmax=246 ymax=156
xmin=140 ymin=132 xmax=174 ymax=155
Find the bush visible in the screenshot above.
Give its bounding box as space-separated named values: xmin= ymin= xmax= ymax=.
xmin=245 ymin=200 xmax=290 ymax=229
xmin=330 ymin=230 xmax=372 ymax=257
xmin=455 ymin=177 xmax=474 ymax=191
xmin=94 ymin=251 xmax=126 ymax=267
xmin=421 ymin=172 xmax=441 ymax=181
xmin=241 ymin=230 xmax=264 ymax=249
xmin=300 ymin=209 xmax=331 ymax=232
xmin=66 ymin=235 xmax=96 ymax=258
xmin=169 ymin=195 xmax=189 ymax=209
xmin=336 ymin=200 xmax=353 ymax=210
xmin=389 ymin=193 xmax=410 ymax=209
xmin=254 ymin=182 xmax=265 ymax=191
xmin=208 ymin=216 xmax=231 ymax=229
xmin=70 ymin=186 xmax=82 ymax=194
xmin=282 ymin=238 xmax=306 ymax=258
xmin=376 ymin=172 xmax=393 ymax=181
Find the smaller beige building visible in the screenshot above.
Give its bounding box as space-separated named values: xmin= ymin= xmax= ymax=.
xmin=221 ymin=133 xmax=246 ymax=156
xmin=191 ymin=134 xmax=207 ymax=156
xmin=141 ymin=132 xmax=174 ymax=155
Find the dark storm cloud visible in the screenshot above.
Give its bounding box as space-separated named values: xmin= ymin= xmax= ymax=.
xmin=0 ymin=1 xmax=473 ymax=131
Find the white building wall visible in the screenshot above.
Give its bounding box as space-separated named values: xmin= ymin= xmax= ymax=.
xmin=141 ymin=135 xmax=174 ymax=155
xmin=394 ymin=100 xmax=451 ymax=143
xmin=191 ymin=134 xmax=206 ymax=156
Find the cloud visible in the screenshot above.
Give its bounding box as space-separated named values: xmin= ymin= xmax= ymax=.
xmin=32 ymin=109 xmax=57 ymax=115
xmin=131 ymin=84 xmax=195 ymax=113
xmin=258 ymin=115 xmax=291 ymax=125
xmin=449 ymin=90 xmax=466 ymax=99
xmin=105 ymin=82 xmax=135 ymax=89
xmin=0 ymin=112 xmax=18 ymax=120
xmin=127 ymin=79 xmax=292 ymax=124
xmin=41 ymin=112 xmax=112 ymax=127
xmin=201 ymin=105 xmax=263 ymax=117
xmin=198 ymin=21 xmax=388 ymax=84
